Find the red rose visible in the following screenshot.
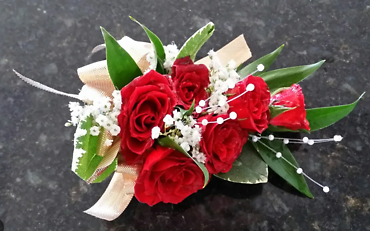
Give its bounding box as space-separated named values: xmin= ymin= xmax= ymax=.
xmin=270 ymin=84 xmax=310 ymax=131
xmin=171 ymin=56 xmax=210 ymax=109
xmin=227 ymin=75 xmax=271 ymax=133
xmin=200 ymin=115 xmax=248 ymax=174
xmin=118 ymin=70 xmax=176 ymax=164
xmin=134 ymin=146 xmax=205 ymax=206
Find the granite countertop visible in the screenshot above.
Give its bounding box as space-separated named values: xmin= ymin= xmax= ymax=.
xmin=1 ymin=0 xmax=369 ymax=230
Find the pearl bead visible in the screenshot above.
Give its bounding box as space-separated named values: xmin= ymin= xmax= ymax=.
xmin=334 ymin=135 xmax=343 ymax=142
xmin=257 ymin=64 xmax=265 ymax=72
xmin=246 ymin=83 xmax=255 ymax=92
xmin=252 ymin=136 xmax=258 ymax=142
xmin=217 ymin=117 xmax=224 ymax=124
xmin=229 ymin=112 xmax=237 ymax=120
xmin=201 ymin=119 xmax=208 ymax=126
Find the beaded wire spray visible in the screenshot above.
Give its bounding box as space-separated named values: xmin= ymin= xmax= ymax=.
xmin=251 ymin=134 xmax=340 ymax=193
xmin=150 ymin=63 xmax=337 ymax=194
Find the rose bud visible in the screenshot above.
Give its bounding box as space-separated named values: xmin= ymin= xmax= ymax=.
xmin=270 ymin=84 xmax=310 ymax=131
xmin=118 ymin=70 xmax=176 ymax=164
xmin=200 ymin=115 xmax=248 ymax=174
xmin=135 ymin=146 xmax=205 ymax=206
xmin=227 ymin=75 xmax=271 ymax=133
xmin=171 ymin=56 xmax=210 ymax=109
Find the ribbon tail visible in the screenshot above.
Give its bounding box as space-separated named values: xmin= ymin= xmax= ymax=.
xmin=84 ymin=164 xmax=140 ymax=221
xmin=13 ymin=70 xmax=81 ymax=100
xmin=91 ymin=44 xmax=106 ymax=54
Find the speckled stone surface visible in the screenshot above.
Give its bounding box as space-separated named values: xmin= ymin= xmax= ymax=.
xmin=0 ymin=0 xmax=370 ymax=230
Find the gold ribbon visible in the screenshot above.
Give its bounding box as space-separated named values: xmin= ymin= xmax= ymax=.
xmin=195 ymin=35 xmax=251 ymax=66
xmin=78 ymin=35 xmax=251 ymax=221
xmin=84 ymin=164 xmax=141 ymax=221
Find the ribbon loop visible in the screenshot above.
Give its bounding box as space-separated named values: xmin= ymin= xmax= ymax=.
xmin=84 ymin=164 xmax=140 ymax=221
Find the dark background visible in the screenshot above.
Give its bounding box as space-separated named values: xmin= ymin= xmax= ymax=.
xmin=1 ymin=0 xmax=370 ymax=230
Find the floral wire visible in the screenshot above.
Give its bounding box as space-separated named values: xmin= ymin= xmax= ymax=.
xmin=302 ymin=172 xmax=325 ymax=188
xmin=259 ymin=135 xmax=337 ymax=143
xmin=256 ymin=140 xmax=298 ymax=170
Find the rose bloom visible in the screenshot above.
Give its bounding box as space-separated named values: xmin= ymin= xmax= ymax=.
xmin=135 ymin=146 xmax=205 ymax=206
xmin=171 ymin=56 xmax=210 ymax=109
xmin=227 ymin=75 xmax=271 ymax=133
xmin=270 ymin=84 xmax=310 ymax=131
xmin=200 ymin=115 xmax=248 ymax=174
xmin=118 ymin=70 xmax=176 ymax=164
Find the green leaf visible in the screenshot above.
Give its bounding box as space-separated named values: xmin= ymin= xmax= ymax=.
xmin=266 ymin=125 xmax=309 ymax=133
xmin=270 ymin=105 xmax=296 ymax=119
xmin=182 ymin=100 xmax=195 ymax=117
xmin=74 ymin=117 xmax=104 ymax=181
xmin=129 ymin=16 xmax=166 ymax=74
xmin=238 ymin=44 xmax=284 ymax=78
xmin=215 ymin=142 xmax=268 ymax=184
xmin=260 ymin=60 xmax=325 ymax=91
xmin=155 ymin=60 xmax=165 ymax=75
xmin=92 ymin=158 xmax=118 ymax=183
xmin=253 ymin=140 xmax=314 ymax=198
xmin=270 ymin=87 xmax=290 ymax=97
xmin=101 ymin=27 xmax=143 ymax=89
xmin=177 ymin=22 xmax=215 ymax=61
xmin=306 ymin=92 xmax=365 ymax=131
xmin=158 ymin=136 xmax=209 ymax=187
xmin=83 ymin=155 xmax=104 ymax=181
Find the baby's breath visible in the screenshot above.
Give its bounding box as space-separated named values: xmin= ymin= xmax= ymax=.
xmin=67 ymin=88 xmax=123 ymax=137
